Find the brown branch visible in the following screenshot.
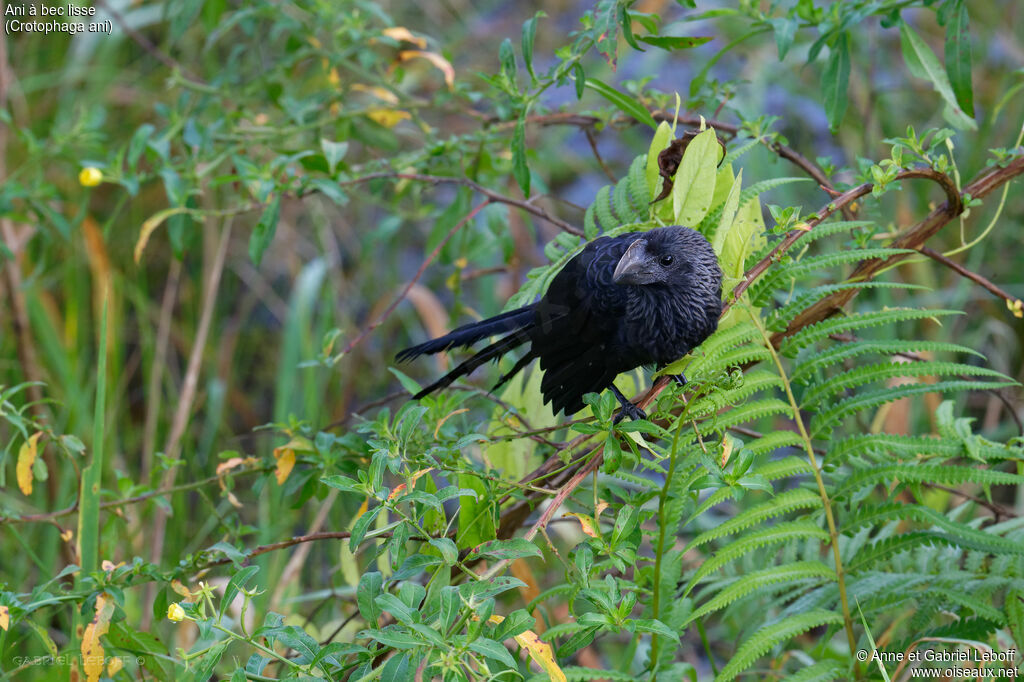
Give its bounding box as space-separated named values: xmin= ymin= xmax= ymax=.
xmin=1 ymin=466 xmax=268 ymax=525
xmin=584 ymin=127 xmax=617 ymax=183
xmin=337 ymin=172 xmax=583 ymax=237
xmin=195 ymin=531 xmax=358 ymax=570
xmin=339 ymin=200 xmax=490 ymax=357
xmin=917 ymin=245 xmax=1023 ymax=312
xmin=778 ymin=154 xmax=1024 ymax=341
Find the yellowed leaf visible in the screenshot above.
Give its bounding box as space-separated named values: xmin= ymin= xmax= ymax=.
xmin=563 ymin=512 xmax=601 ymax=538
xmin=594 ymin=500 xmax=610 ymax=517
xmin=387 ymin=483 xmax=407 ymax=501
xmin=0 ymin=605 xmax=9 ymax=631
xmin=135 ymin=207 xmax=190 ymax=263
xmin=16 ymin=432 xmax=43 ymax=496
xmin=226 ymin=490 xmax=243 ymax=508
xmin=397 ymin=50 xmax=455 ymax=88
xmin=434 ymin=408 xmax=468 ymax=437
xmin=170 ymin=579 xmax=193 ymax=599
xmin=488 ymin=616 xmax=566 ymax=681
xmin=351 ymin=83 xmax=400 ymax=104
xmin=720 ymin=434 xmax=734 ymax=468
xmin=107 ymin=655 xmax=123 ymax=676
xmin=60 ymin=528 xmax=73 ymax=543
xmin=366 ymin=108 xmax=411 ymax=127
xmin=273 ymin=447 xmax=295 ymax=485
xmin=353 ymin=496 xmax=369 ymax=522
xmin=272 ymin=437 xmax=310 ymax=486
xmin=81 ymin=592 xmax=115 ymax=682
xmin=382 ymin=26 xmax=428 ymax=48
xmin=216 ymin=457 xmax=247 ymax=476
xmin=101 ymin=560 xmax=124 ymax=573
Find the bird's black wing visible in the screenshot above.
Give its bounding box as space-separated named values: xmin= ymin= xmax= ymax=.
xmin=530 ymin=234 xmax=636 ymax=415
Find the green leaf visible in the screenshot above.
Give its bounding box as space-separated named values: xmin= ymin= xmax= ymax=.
xmin=320 ymin=138 xmax=348 ymax=174
xmin=822 ymin=32 xmax=850 ymax=133
xmin=468 ymin=637 xmax=517 ymax=667
xmin=499 ymin=38 xmax=517 ymax=84
xmin=899 ymin=19 xmax=977 ymax=130
xmin=191 ymin=642 xmax=227 ymax=682
xmin=429 ymin=537 xmax=459 ymax=565
xmin=468 ymin=537 xmax=542 ymax=561
xmin=646 ymin=120 xmax=673 ymax=202
xmin=219 ymin=565 xmax=260 ymax=619
xmin=357 ymin=572 xmax=384 ymax=626
xmin=522 ymin=11 xmax=545 ymax=81
xmin=768 ymin=17 xmax=798 ymax=59
xmin=944 ymin=0 xmax=974 ymax=116
xmin=636 ymin=35 xmax=712 ymax=50
xmin=350 ymin=504 xmax=382 ymax=550
xmin=512 ymin=114 xmax=530 ymax=196
xmin=572 ymin=63 xmax=586 ymax=100
xmin=685 ymin=562 xmax=835 ymax=624
xmin=376 ymin=593 xmax=418 ymax=625
xmin=585 ymin=77 xmax=657 ymax=129
xmin=672 ymin=128 xmax=721 ymax=225
xmin=248 ymin=195 xmax=281 ymax=266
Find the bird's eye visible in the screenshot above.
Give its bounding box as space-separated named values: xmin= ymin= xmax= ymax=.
xmin=660 ymin=254 xmax=674 ymax=266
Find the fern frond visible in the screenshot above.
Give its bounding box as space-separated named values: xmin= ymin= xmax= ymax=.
xmin=810 ymin=380 xmax=1014 ymax=437
xmin=800 ymin=362 xmax=1009 ymax=408
xmin=720 ymin=137 xmax=761 ymax=167
xmin=696 ymin=398 xmax=794 ymax=435
xmin=700 ymin=177 xmax=809 ymax=234
xmin=845 ymin=532 xmax=958 ymax=572
xmin=791 ymin=339 xmax=986 ymax=385
xmin=688 ymin=488 xmax=822 ymax=549
xmin=680 ymin=521 xmax=830 ymax=597
xmin=686 ymin=321 xmax=762 ymax=378
xmin=750 ymin=248 xmax=914 ymax=302
xmin=715 ymin=609 xmax=845 ymax=682
xmin=782 ymin=659 xmax=847 ymax=682
xmin=687 ymin=370 xmax=781 ymax=418
xmin=686 ymin=561 xmax=835 ymax=625
xmin=757 ymin=450 xmax=811 ymax=477
xmin=780 ymin=309 xmax=964 ymax=356
xmin=770 ymin=282 xmax=927 ymax=330
xmin=834 ymin=464 xmax=1024 ymax=499
xmin=907 ymin=505 xmax=1024 ymax=557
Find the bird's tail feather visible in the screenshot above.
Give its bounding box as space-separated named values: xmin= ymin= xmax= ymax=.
xmin=396 ymin=305 xmax=536 ymax=361
xmin=412 ymin=328 xmax=532 ymax=399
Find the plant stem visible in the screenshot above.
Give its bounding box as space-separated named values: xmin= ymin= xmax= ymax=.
xmin=750 ymin=308 xmax=860 ymax=676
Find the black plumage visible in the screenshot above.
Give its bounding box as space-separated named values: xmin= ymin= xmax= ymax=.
xmin=396 ymin=226 xmax=723 ymax=419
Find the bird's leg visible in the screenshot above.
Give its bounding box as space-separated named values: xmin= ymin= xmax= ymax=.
xmin=609 ymin=383 xmax=647 ymax=423
xmin=670 ymin=373 xmax=688 ymax=388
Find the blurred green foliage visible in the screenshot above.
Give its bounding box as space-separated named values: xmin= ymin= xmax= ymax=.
xmin=1 ymin=0 xmax=1023 ymax=679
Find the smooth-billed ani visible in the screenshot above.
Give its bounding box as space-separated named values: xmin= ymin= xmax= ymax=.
xmin=397 ymin=226 xmax=723 ymax=420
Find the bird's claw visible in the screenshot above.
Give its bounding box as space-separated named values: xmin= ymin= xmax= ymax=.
xmin=613 ymin=402 xmax=647 ymax=423
xmin=671 ymin=374 xmax=688 ymax=388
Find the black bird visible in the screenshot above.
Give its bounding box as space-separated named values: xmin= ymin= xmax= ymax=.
xmin=396 ymin=226 xmax=723 ymax=420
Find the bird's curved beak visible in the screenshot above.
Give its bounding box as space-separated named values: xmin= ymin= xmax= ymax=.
xmin=612 ymin=238 xmax=650 ymax=285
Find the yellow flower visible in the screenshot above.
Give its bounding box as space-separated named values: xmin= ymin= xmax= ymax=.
xmin=167 ymin=602 xmax=185 ymax=622
xmin=79 ymin=167 xmax=103 ymax=187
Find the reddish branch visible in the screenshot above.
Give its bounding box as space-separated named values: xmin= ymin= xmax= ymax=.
xmin=497 ymin=152 xmax=1024 ymax=533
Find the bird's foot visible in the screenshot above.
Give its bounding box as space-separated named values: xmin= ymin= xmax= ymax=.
xmin=613 ymin=401 xmax=647 ymax=423
xmin=671 ymin=373 xmax=688 ymax=388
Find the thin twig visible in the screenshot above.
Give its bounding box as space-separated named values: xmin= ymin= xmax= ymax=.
xmin=337 ymin=172 xmax=583 ymax=237
xmin=93 ymin=0 xmax=202 ymax=82
xmin=584 ymin=127 xmax=617 ymax=182
xmin=338 ymin=200 xmax=490 ymax=356
xmin=143 ymin=219 xmax=234 ymax=629
xmin=141 ymin=259 xmax=182 ymax=482
xmin=917 ymin=245 xmax=1022 ymax=312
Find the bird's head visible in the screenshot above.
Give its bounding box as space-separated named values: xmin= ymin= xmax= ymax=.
xmin=611 ymin=226 xmax=721 ymax=291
